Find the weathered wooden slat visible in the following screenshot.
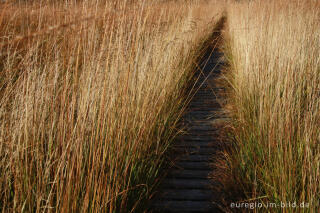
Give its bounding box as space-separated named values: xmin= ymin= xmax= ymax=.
xmin=185 ymin=109 xmax=226 ymax=114
xmin=157 ymin=189 xmax=213 ymax=201
xmin=193 ymin=86 xmax=225 ymax=90
xmin=161 ymin=178 xmax=212 ymax=189
xmin=167 ymin=170 xmax=211 ymax=178
xmin=185 ymin=112 xmax=223 ymax=117
xmin=187 ymin=125 xmax=215 ymax=131
xmin=185 ymin=115 xmax=221 ymax=120
xmin=187 ymin=105 xmax=221 ymax=109
xmin=152 ymin=201 xmax=216 ymax=212
xmin=173 ymin=147 xmax=217 ymax=155
xmin=173 ymin=145 xmax=214 ymax=150
xmin=173 ymin=141 xmax=214 ymax=148
xmin=183 ymin=111 xmax=220 ymax=116
xmin=191 ymin=91 xmax=225 ymax=96
xmin=175 ymin=136 xmax=217 ymax=142
xmin=188 ymin=100 xmax=221 ymax=104
xmin=187 ymin=106 xmax=222 ymax=110
xmin=176 ymin=135 xmax=218 ymax=141
xmin=190 ymin=95 xmax=220 ymax=99
xmin=192 ymin=92 xmax=220 ymax=95
xmin=182 ymin=132 xmax=221 ymax=137
xmin=176 ymin=155 xmax=212 ymax=162
xmin=174 ymin=141 xmax=216 ymax=146
xmin=172 ymin=162 xmax=211 ymax=170
xmin=184 ymin=120 xmax=214 ymax=125
xmin=186 ymin=110 xmax=227 ymax=115
xmin=193 ymin=89 xmax=225 ymax=93
xmin=188 ymin=97 xmax=222 ymax=101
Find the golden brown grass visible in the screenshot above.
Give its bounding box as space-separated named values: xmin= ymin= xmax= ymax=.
xmin=0 ymin=0 xmax=224 ymax=212
xmin=220 ymin=0 xmax=320 ymax=212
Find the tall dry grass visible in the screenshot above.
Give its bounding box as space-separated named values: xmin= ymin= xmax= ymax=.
xmin=223 ymin=0 xmax=320 ymax=212
xmin=0 ymin=0 xmax=223 ymax=212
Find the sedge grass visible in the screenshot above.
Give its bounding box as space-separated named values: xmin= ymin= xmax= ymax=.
xmin=0 ymin=0 xmax=224 ymax=212
xmin=222 ymin=0 xmax=320 ymax=212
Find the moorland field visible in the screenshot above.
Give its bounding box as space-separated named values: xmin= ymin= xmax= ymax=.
xmin=0 ymin=0 xmax=319 ymax=212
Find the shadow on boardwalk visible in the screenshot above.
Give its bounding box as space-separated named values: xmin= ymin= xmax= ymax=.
xmin=150 ymin=17 xmax=229 ymax=213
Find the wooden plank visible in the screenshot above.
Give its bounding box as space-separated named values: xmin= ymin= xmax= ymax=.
xmin=173 ymin=141 xmax=214 ymax=148
xmin=173 ymin=147 xmax=217 ymax=155
xmin=193 ymin=86 xmax=225 ymax=90
xmin=186 ymin=112 xmax=222 ymax=116
xmin=185 ymin=106 xmax=219 ymax=110
xmin=181 ymin=129 xmax=220 ymax=136
xmin=191 ymin=91 xmax=224 ymax=96
xmin=185 ymin=115 xmax=220 ymax=120
xmin=185 ymin=109 xmax=225 ymax=113
xmin=183 ymin=121 xmax=214 ymax=126
xmin=152 ymin=201 xmax=216 ymax=212
xmin=187 ymin=125 xmax=215 ymax=131
xmin=173 ymin=142 xmax=225 ymax=152
xmin=167 ymin=170 xmax=211 ymax=179
xmin=176 ymin=135 xmax=218 ymax=141
xmin=162 ymin=178 xmax=212 ymax=189
xmin=188 ymin=100 xmax=220 ymax=104
xmin=176 ymin=155 xmax=212 ymax=162
xmin=174 ymin=141 xmax=216 ymax=146
xmin=188 ymin=97 xmax=221 ymax=101
xmin=194 ymin=90 xmax=225 ymax=94
xmin=185 ymin=111 xmax=227 ymax=116
xmin=184 ymin=106 xmax=221 ymax=110
xmin=172 ymin=162 xmax=211 ymax=170
xmin=187 ymin=105 xmax=221 ymax=109
xmin=176 ymin=138 xmax=217 ymax=143
xmin=187 ymin=105 xmax=222 ymax=109
xmin=158 ymin=189 xmax=213 ymax=201
xmin=190 ymin=95 xmax=220 ymax=99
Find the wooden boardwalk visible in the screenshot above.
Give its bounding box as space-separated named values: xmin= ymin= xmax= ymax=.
xmin=151 ymin=28 xmax=228 ymax=212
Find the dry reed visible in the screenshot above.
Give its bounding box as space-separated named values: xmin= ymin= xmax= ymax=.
xmin=222 ymin=0 xmax=320 ymax=212
xmin=0 ymin=0 xmax=224 ymax=212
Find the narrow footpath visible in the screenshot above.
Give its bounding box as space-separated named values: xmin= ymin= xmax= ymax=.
xmin=151 ymin=19 xmax=227 ymax=213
